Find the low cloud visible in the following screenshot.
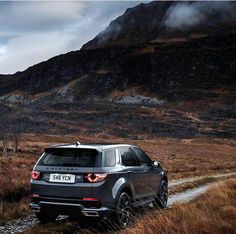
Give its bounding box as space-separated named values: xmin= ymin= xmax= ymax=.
xmin=165 ymin=1 xmax=236 ymax=29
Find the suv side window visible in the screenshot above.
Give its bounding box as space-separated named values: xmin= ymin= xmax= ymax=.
xmin=133 ymin=147 xmax=152 ymax=167
xmin=120 ymin=147 xmax=138 ymax=166
xmin=104 ymin=149 xmax=116 ymax=167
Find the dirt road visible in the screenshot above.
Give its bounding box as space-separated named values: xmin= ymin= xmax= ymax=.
xmin=1 ymin=172 xmax=235 ymax=234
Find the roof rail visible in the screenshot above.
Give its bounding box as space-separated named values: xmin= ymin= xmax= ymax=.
xmin=46 ymin=143 xmax=72 ymax=148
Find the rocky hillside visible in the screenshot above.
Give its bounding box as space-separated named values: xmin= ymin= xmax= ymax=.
xmin=0 ymin=1 xmax=235 ymax=138
xmin=0 ymin=1 xmax=235 ymax=100
xmin=83 ymin=1 xmax=236 ymax=49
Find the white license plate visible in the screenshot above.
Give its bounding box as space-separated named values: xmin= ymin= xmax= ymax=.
xmin=49 ymin=174 xmax=75 ymax=183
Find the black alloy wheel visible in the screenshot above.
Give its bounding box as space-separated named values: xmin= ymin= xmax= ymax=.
xmin=115 ymin=192 xmax=131 ymax=228
xmin=159 ymin=180 xmax=168 ymax=208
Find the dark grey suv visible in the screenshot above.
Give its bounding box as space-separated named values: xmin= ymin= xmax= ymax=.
xmin=30 ymin=143 xmax=168 ymax=227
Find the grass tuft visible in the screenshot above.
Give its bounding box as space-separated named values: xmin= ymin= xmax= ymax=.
xmin=121 ymin=179 xmax=236 ymax=234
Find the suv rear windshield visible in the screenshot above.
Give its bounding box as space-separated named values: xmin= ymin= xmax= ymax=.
xmin=39 ymin=148 xmax=101 ymax=167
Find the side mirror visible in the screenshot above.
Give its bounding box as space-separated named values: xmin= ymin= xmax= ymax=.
xmin=153 ymin=160 xmax=160 ymax=168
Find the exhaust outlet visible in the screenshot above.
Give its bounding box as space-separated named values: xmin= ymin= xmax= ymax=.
xmin=82 ymin=211 xmax=99 ymax=217
xmin=32 ymin=206 xmax=41 ymax=212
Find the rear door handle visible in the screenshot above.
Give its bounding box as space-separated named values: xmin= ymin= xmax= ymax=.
xmin=127 ymin=170 xmax=133 ymax=174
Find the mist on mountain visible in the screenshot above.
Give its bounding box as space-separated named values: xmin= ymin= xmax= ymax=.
xmin=165 ymin=1 xmax=236 ymax=29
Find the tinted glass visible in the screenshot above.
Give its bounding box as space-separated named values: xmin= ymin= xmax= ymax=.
xmin=39 ymin=148 xmax=100 ymax=167
xmin=120 ymin=147 xmax=138 ymax=166
xmin=103 ymin=149 xmax=116 ymax=167
xmin=133 ymin=148 xmax=151 ymax=166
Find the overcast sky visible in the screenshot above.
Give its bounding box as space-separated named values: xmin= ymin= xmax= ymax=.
xmin=0 ymin=1 xmax=142 ymax=74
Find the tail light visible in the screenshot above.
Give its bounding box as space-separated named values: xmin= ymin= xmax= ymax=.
xmin=82 ymin=197 xmax=99 ymax=201
xmin=31 ymin=171 xmax=41 ymax=180
xmin=85 ymin=173 xmax=107 ymax=183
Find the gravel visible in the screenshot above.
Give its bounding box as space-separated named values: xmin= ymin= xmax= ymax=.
xmin=0 ymin=214 xmax=38 ymax=234
xmin=115 ymin=95 xmax=166 ymax=105
xmin=168 ymin=184 xmax=211 ymax=206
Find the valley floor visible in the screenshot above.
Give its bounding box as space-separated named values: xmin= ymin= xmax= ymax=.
xmin=0 ymin=134 xmax=235 ymax=233
xmin=1 ymin=173 xmax=235 ymax=234
xmin=121 ymin=178 xmax=236 ymax=234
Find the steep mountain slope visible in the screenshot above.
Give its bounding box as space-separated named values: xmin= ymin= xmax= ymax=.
xmin=82 ymin=1 xmax=173 ymax=49
xmin=0 ymin=1 xmax=235 ymax=138
xmin=83 ymin=1 xmax=236 ymax=49
xmin=0 ymin=1 xmax=235 ymax=99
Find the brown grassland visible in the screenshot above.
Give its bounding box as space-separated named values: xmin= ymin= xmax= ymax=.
xmin=0 ymin=134 xmax=236 ymax=225
xmin=121 ymin=178 xmax=236 ymax=234
xmin=24 ymin=178 xmax=236 ymax=234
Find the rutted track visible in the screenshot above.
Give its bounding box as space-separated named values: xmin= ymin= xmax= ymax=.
xmin=168 ymin=183 xmax=211 ymax=206
xmin=0 ymin=172 xmax=235 ymax=234
xmin=169 ymin=172 xmax=236 ymax=187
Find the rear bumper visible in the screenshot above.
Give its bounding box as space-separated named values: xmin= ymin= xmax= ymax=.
xmin=30 ymin=201 xmax=113 ymax=218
